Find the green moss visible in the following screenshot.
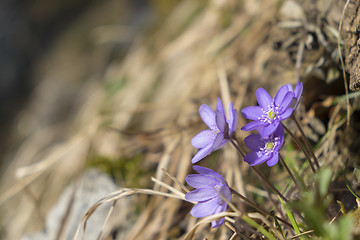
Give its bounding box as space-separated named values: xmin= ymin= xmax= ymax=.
xmin=87 ymin=154 xmax=154 ymax=188
xmin=104 ymin=76 xmax=128 ymax=97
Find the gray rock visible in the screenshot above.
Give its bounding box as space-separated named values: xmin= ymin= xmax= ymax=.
xmin=22 ymin=169 xmax=122 ymax=240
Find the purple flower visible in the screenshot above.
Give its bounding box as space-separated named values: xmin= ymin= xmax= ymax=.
xmin=191 ymin=98 xmax=238 ymax=163
xmin=241 ymin=85 xmax=294 ymax=137
xmin=286 ymin=81 xmax=303 ymax=109
xmin=244 ymin=124 xmax=285 ymax=167
xmin=185 ymin=165 xmax=231 ymax=228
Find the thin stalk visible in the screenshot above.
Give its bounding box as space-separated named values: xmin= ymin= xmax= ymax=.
xmin=230 ymin=188 xmax=293 ymax=229
xmin=232 ymin=137 xmax=248 ymax=156
xmin=251 ymin=166 xmax=288 ymax=202
xmin=279 ymin=154 xmax=301 ymax=191
xmin=229 ymin=137 xmax=245 ymax=158
xmin=291 ymin=115 xmax=320 ymax=169
xmin=282 ymin=123 xmax=316 ymax=173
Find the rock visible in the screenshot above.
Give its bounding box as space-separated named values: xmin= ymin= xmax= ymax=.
xmin=22 ymin=169 xmax=122 ymax=240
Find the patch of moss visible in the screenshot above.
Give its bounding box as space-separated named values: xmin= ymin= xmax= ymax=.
xmin=87 ymin=154 xmax=154 ymax=189
xmin=104 ymin=76 xmax=128 ymax=97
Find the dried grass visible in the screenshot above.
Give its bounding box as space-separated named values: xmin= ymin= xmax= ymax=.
xmin=0 ymin=0 xmax=356 ymax=239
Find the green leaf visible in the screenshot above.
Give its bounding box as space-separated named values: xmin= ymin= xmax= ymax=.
xmin=242 ymin=215 xmax=278 ymax=240
xmin=279 ymin=197 xmax=301 ymax=235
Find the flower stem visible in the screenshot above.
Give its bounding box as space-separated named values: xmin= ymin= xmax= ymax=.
xmin=290 ymin=115 xmax=320 ymax=169
xmin=282 ymin=123 xmax=316 ymax=173
xmin=230 ymin=188 xmax=293 ymax=229
xmin=279 ymin=154 xmax=301 ymax=191
xmin=251 ymin=166 xmax=289 ymax=203
xmin=229 ymin=137 xmax=245 ymax=158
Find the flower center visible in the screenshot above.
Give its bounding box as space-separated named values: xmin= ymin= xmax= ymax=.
xmin=258 ymin=104 xmax=279 ymax=124
xmin=259 ymin=136 xmax=280 ymax=156
xmin=208 ymin=124 xmax=220 ymax=140
xmin=267 ymin=110 xmax=276 ymax=119
xmin=265 ymin=142 xmax=274 ymax=150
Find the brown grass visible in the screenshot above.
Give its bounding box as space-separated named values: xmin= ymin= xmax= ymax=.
xmin=1 ymin=0 xmax=357 ymax=239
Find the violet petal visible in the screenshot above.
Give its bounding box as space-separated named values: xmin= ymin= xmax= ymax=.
xmin=274 ymin=85 xmax=290 ymax=107
xmin=248 ymin=153 xmax=270 ymax=166
xmin=266 ymin=152 xmax=279 ymax=167
xmin=216 ymin=98 xmax=225 ymax=116
xmin=244 ymin=134 xmax=264 ymax=151
xmin=230 ymin=105 xmax=238 ymax=133
xmin=191 ymin=130 xmax=213 ymax=148
xmin=256 ymin=88 xmax=272 ymax=109
xmin=294 ymin=82 xmax=303 ymax=99
xmin=211 ymin=205 xmax=226 ymax=228
xmin=258 ymin=122 xmax=279 ymax=137
xmin=212 ymin=132 xmax=224 ymax=150
xmin=286 ymin=84 xmax=293 ymax=92
xmin=241 ymin=106 xmax=263 ymax=120
xmin=244 ymin=151 xmax=261 ymax=164
xmin=193 ymin=165 xmax=224 ymax=182
xmin=199 ymin=104 xmax=216 ymax=128
xmin=241 ymin=120 xmax=263 ymax=131
xmin=190 ymin=197 xmax=218 ymax=218
xmin=211 ymin=218 xmax=225 ymax=228
xmin=191 ymin=144 xmax=213 ymax=163
xmin=278 ymin=108 xmax=293 ymax=121
xmin=186 ymin=174 xmax=218 ymax=188
xmin=185 ymin=188 xmax=217 ymax=202
xmin=213 ymin=140 xmax=227 ymax=151
xmin=215 ymin=110 xmax=226 ymax=132
xmin=278 ymin=91 xmax=294 ymax=112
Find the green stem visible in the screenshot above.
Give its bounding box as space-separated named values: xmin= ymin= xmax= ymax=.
xmin=230 ymin=188 xmax=293 ymax=229
xmin=242 ymin=215 xmax=278 ymax=240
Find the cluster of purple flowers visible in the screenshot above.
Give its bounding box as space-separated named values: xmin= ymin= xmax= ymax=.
xmin=241 ymin=82 xmax=302 ymax=166
xmin=185 ymin=82 xmax=303 ymax=228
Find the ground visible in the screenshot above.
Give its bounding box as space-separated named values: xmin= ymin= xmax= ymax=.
xmin=1 ymin=0 xmax=360 ymax=239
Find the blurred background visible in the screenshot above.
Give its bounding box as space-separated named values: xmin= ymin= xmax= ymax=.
xmin=1 ymin=0 xmax=359 ymax=239
xmin=0 ymin=0 xmax=157 ymax=172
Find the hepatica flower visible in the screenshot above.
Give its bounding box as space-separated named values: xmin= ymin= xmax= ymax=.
xmin=185 ymin=165 xmax=231 ymax=228
xmin=241 ymin=85 xmax=294 ymax=137
xmin=244 ymin=124 xmax=284 ymax=166
xmin=286 ymin=81 xmax=303 ymax=109
xmin=191 ymin=98 xmax=238 ymax=163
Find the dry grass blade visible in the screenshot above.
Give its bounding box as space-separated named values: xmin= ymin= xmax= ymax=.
xmin=160 ymin=168 xmax=190 ymax=193
xmin=289 ymin=230 xmax=314 ymax=239
xmin=74 ymin=187 xmax=185 ymax=240
xmin=247 ymin=212 xmax=286 ymax=240
xmin=338 ymin=0 xmax=351 ymax=126
xmin=151 ymin=177 xmax=185 ymax=197
xmin=184 ymin=212 xmax=240 ymax=240
xmin=1 ymin=0 xmax=356 ymax=239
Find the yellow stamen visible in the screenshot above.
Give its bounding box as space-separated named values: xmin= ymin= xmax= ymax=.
xmin=267 ymin=110 xmax=276 ymax=119
xmin=265 ymin=142 xmax=274 ymax=150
